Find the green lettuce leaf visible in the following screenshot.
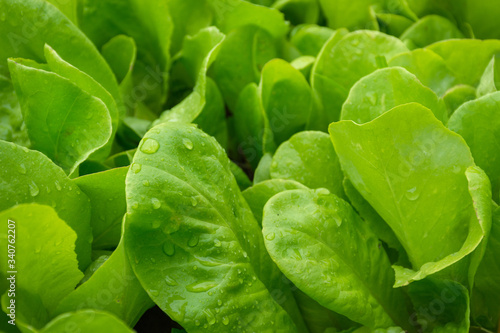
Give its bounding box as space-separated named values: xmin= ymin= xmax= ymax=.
xmin=400 ymin=15 xmax=464 ymax=49
xmin=290 ymin=24 xmax=335 ymax=57
xmin=233 ymin=83 xmax=275 ymax=169
xmin=0 ymin=75 xmax=28 ymax=146
xmin=388 ymin=48 xmax=458 ymax=96
xmin=312 ymin=30 xmax=408 ymax=124
xmin=427 ymin=39 xmax=500 ymax=87
xmin=260 ymin=59 xmax=313 ymax=145
xmin=448 ymin=92 xmax=500 ymax=203
xmin=210 ymin=25 xmax=277 ymax=111
xmin=73 ymin=167 xmax=128 ymax=250
xmin=442 ymin=85 xmax=477 ymax=116
xmin=8 ymin=59 xmax=113 ymax=174
xmin=341 ymin=66 xmax=447 ymax=124
xmin=407 ymin=278 xmax=469 ymax=333
xmin=477 ymin=54 xmax=500 ymax=97
xmin=272 ymin=0 xmax=320 ymax=25
xmin=54 ymin=241 xmax=153 ymax=327
xmin=40 ymin=310 xmax=134 ymax=333
xmin=156 ymin=27 xmax=225 ymax=127
xmin=0 ymin=0 xmax=121 ymax=110
xmin=318 ymin=0 xmax=417 ymax=31
xmin=242 ymin=179 xmax=307 ymax=224
xmin=270 ymin=131 xmax=344 ymax=197
xmin=78 ymin=0 xmax=172 ymax=113
xmin=43 ymin=45 xmax=120 ymax=161
xmin=207 ymin=0 xmax=289 ymax=38
xmin=0 ymin=204 xmax=83 ymax=330
xmin=471 ymin=205 xmax=500 ymax=330
xmin=262 ymin=188 xmax=410 ymax=329
xmin=330 ymin=103 xmax=491 ymax=287
xmin=0 ymin=140 xmax=92 ymax=269
xmin=124 ymin=123 xmax=307 ymax=332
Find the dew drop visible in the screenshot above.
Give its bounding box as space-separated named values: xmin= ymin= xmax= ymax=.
xmin=152 ymin=220 xmax=161 ymax=229
xmin=190 ymin=197 xmax=198 ymax=207
xmin=293 ymin=248 xmax=302 ymax=260
xmin=405 ymin=187 xmax=420 ymax=201
xmin=29 ymin=181 xmax=39 ymax=197
xmin=18 ymin=163 xmax=27 ymax=174
xmin=85 ymin=112 xmax=93 ymax=120
xmin=183 ymin=138 xmax=194 ymax=150
xmin=214 ymin=239 xmax=222 ymax=247
xmin=333 ymin=215 xmax=342 ymax=227
xmin=149 ymin=289 xmax=159 ymax=296
xmin=162 ymin=242 xmax=175 ymax=256
xmin=54 ymin=181 xmax=62 ymax=191
xmin=265 ymin=232 xmax=275 ymax=241
xmin=366 ymin=91 xmax=377 ymax=105
xmin=142 ymin=180 xmax=150 ymax=187
xmin=204 ymin=309 xmax=216 ymax=325
xmin=131 ymin=163 xmax=142 ymax=174
xmin=165 ymin=275 xmax=178 ymax=286
xmin=140 ymin=138 xmax=160 ymax=154
xmin=222 ymin=316 xmax=229 ymax=325
xmin=34 ymin=245 xmax=41 ymax=254
xmin=217 ymin=299 xmax=222 ymax=306
xmin=452 ymin=165 xmax=462 ymax=174
xmin=188 ymin=235 xmax=199 ymax=247
xmin=186 ymin=281 xmax=217 ymax=293
xmin=316 ymin=188 xmax=330 ymax=196
xmin=151 ymin=198 xmax=161 ymax=209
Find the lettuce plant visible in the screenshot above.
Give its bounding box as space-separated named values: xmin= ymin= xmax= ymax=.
xmin=1 ymin=0 xmax=500 ymax=332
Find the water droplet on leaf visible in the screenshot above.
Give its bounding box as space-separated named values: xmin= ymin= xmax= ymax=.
xmin=186 ymin=281 xmax=217 ymax=293
xmin=203 ymin=309 xmax=216 ymax=326
xmin=183 ymin=138 xmax=194 ymax=150
xmin=131 ymin=163 xmax=142 ymax=174
xmin=265 ymin=232 xmax=275 ymax=241
xmin=162 ymin=242 xmax=175 ymax=256
xmin=188 ymin=235 xmax=199 ymax=247
xmin=405 ymin=187 xmax=419 ymax=201
xmin=18 ymin=163 xmax=26 ymax=174
xmin=151 ymin=198 xmax=161 ymax=209
xmin=366 ymin=91 xmax=377 ymax=105
xmin=29 ymin=181 xmax=39 ymax=197
xmin=165 ymin=275 xmax=178 ymax=286
xmin=140 ymin=138 xmax=160 ymax=154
